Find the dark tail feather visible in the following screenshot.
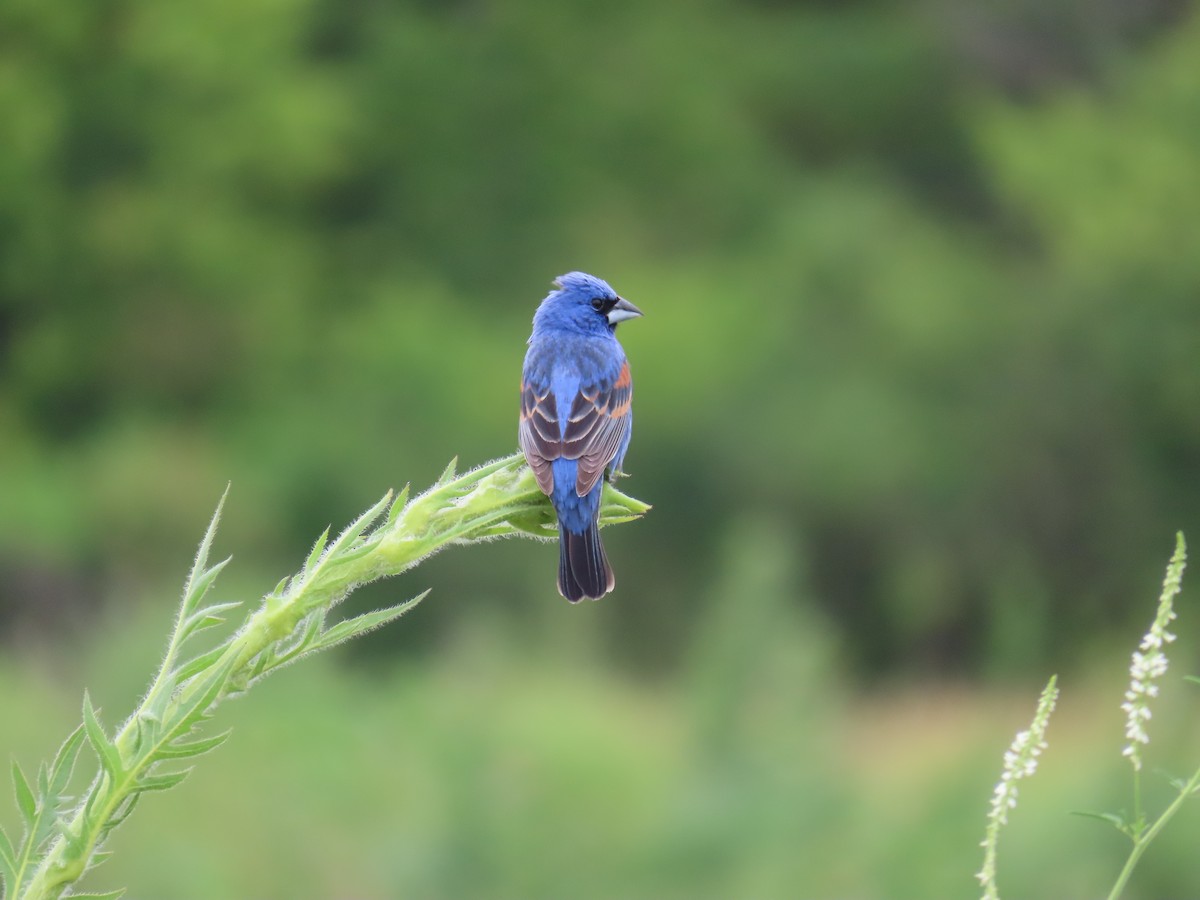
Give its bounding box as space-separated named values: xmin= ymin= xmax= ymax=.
xmin=557 ymin=521 xmax=614 ymax=602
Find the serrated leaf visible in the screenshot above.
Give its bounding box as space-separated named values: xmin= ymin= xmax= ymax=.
xmin=133 ymin=769 xmax=191 ymax=793
xmin=12 ymin=759 xmax=36 ymax=826
xmin=156 ymin=730 xmax=232 ymax=760
xmin=48 ymin=725 xmax=87 ymax=798
xmin=437 ymin=457 xmax=458 ymax=485
xmin=63 ymin=890 xmax=126 ymax=899
xmin=82 ymin=693 xmax=124 ymax=781
xmin=311 ymin=591 xmax=430 ymax=653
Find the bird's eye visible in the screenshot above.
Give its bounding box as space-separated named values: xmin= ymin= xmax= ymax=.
xmin=591 ymin=298 xmax=605 ymax=311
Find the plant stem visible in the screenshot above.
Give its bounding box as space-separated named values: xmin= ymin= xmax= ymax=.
xmin=12 ymin=454 xmax=648 ymax=900
xmin=1132 ymin=769 xmax=1142 ymax=837
xmin=1107 ymin=765 xmax=1200 ymax=900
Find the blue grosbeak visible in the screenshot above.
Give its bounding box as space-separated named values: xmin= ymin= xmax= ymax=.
xmin=520 ymin=272 xmax=643 ymax=601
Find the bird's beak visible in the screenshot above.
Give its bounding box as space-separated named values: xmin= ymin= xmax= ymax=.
xmin=607 ymin=296 xmax=644 ymax=325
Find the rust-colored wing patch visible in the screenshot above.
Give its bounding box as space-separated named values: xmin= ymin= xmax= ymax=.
xmin=519 ymin=380 xmax=559 ymax=494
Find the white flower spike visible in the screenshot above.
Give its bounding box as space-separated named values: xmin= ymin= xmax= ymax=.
xmin=977 ymin=675 xmax=1059 ymax=900
xmin=1121 ymin=533 xmax=1187 ymax=772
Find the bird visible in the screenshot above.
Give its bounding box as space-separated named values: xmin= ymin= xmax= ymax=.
xmin=519 ymin=272 xmax=643 ymax=601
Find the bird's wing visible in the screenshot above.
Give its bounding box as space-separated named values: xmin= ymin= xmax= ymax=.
xmin=519 ymin=377 xmax=559 ymax=495
xmin=563 ymin=359 xmax=632 ymax=497
xmin=520 ymin=360 xmax=632 ymax=498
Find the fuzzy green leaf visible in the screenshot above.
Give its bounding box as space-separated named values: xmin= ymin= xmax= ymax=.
xmin=437 ymin=456 xmax=458 ymax=485
xmin=48 ymin=725 xmax=87 ymax=799
xmin=0 ymin=824 xmax=16 ymax=884
xmin=142 ymin=673 xmax=176 ymax=726
xmin=600 ymin=483 xmax=652 ymax=520
xmin=324 ymin=492 xmax=391 ymax=558
xmin=497 ymin=511 xmax=557 ymax=539
xmin=180 ymin=600 xmax=243 ymax=638
xmin=180 ymin=556 xmax=231 ymax=621
xmin=165 ymin=657 xmax=235 ymax=739
xmin=386 ymin=484 xmax=410 ymax=525
xmin=102 ymin=794 xmax=141 ymax=832
xmin=82 ymin=694 xmax=124 ymax=781
xmin=312 ymin=592 xmax=430 ymax=653
xmin=247 ymin=612 xmax=325 ymax=680
xmin=325 ymin=542 xmax=377 ymax=568
xmin=55 ymin=815 xmax=84 ymax=856
xmin=180 ymin=487 xmax=229 ymax=611
xmin=12 ymin=759 xmax=37 ymax=826
xmin=156 ymin=730 xmax=232 ymax=761
xmin=0 ymin=825 xmax=15 ymax=873
xmin=304 ymin=526 xmax=331 ymax=575
xmin=63 ymin=890 xmax=126 ymax=899
xmin=174 ymin=646 xmax=227 ymax=682
xmin=132 ymin=712 xmax=163 ymax=756
xmin=132 ymin=769 xmax=191 ymax=793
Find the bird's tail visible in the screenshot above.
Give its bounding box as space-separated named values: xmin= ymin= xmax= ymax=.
xmin=558 ymin=520 xmax=614 ymax=602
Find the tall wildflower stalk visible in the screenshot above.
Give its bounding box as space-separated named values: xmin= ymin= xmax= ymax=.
xmin=975 ymin=533 xmax=1193 ymax=900
xmin=976 ymin=676 xmax=1059 ymax=900
xmin=1104 ymin=532 xmax=1188 ymax=900
xmin=0 ymin=453 xmax=649 ymax=900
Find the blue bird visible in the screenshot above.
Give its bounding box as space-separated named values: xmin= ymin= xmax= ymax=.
xmin=519 ymin=272 xmax=643 ymax=601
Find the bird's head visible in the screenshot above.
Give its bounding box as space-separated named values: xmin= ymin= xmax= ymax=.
xmin=532 ymin=272 xmax=644 ymax=337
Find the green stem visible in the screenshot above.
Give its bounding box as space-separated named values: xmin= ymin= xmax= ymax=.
xmin=1132 ymin=769 xmax=1142 ymax=837
xmin=1107 ymin=765 xmax=1200 ymax=900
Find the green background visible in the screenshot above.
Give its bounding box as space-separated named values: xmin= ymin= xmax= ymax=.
xmin=3 ymin=1 xmax=1200 ymax=896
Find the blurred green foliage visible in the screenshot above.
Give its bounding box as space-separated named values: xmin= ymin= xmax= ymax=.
xmin=3 ymin=1 xmax=1200 ymax=895
xmin=2 ymin=0 xmax=1199 ymax=676
xmin=4 ymin=580 xmax=1197 ymax=899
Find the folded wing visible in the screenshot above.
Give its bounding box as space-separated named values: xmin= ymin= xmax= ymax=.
xmin=519 ymin=360 xmax=632 ymax=497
